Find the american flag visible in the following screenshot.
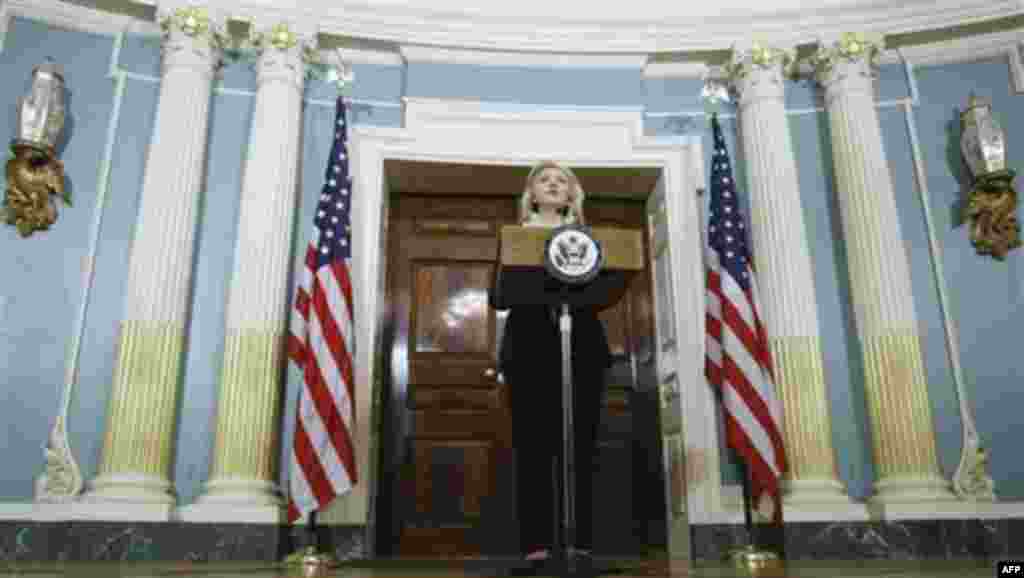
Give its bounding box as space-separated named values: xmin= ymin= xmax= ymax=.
xmin=287 ymin=97 xmax=358 ymax=523
xmin=704 ymin=114 xmax=787 ymax=523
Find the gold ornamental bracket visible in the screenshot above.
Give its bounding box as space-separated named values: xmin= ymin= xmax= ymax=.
xmin=963 ymin=168 xmax=1020 ymax=261
xmin=4 ymin=61 xmax=69 ymax=238
xmin=5 ymin=142 xmax=69 ymax=237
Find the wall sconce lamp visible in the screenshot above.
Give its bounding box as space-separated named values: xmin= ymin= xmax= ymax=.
xmin=960 ymin=93 xmax=1020 ymax=260
xmin=4 ymin=61 xmax=69 ymax=238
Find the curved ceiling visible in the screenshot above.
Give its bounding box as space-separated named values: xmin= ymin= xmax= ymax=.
xmin=72 ymin=0 xmax=1024 ymax=55
xmin=220 ymin=0 xmax=1020 ymax=53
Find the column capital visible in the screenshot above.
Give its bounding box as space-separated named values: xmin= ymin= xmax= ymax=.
xmin=157 ymin=4 xmax=224 ymax=77
xmin=724 ymin=42 xmax=796 ymax=105
xmin=248 ymin=21 xmax=315 ymax=89
xmin=807 ymin=32 xmax=884 ymax=91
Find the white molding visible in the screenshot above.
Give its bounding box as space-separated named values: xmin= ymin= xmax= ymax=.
xmin=878 ymin=29 xmax=1024 ymax=95
xmin=402 ymin=96 xmax=645 ymax=120
xmin=867 ymin=501 xmax=1024 ymax=521
xmin=5 ymin=0 xmax=1020 ymax=58
xmin=881 ymin=28 xmax=1024 ymax=68
xmin=717 ymin=485 xmax=1024 ymax=522
xmin=176 ymin=503 xmax=286 ymax=524
xmin=399 ymin=45 xmax=648 ymax=69
xmin=3 ymin=0 xmax=1023 ymax=83
xmin=0 ymin=0 xmax=9 ymax=54
xmin=2 ymin=0 xmax=158 ymax=38
xmin=335 ymin=46 xmax=403 ymax=67
xmin=201 ymin=0 xmax=1020 ymax=54
xmin=643 ymin=61 xmax=711 ymax=80
xmin=0 ymin=0 xmax=403 ymax=67
xmin=0 ymin=502 xmax=35 ymax=520
xmin=58 ymin=502 xmax=176 ymax=522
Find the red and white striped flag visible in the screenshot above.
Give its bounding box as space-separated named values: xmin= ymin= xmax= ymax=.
xmin=287 ymin=97 xmax=358 ymax=523
xmin=704 ymin=114 xmax=787 ymax=523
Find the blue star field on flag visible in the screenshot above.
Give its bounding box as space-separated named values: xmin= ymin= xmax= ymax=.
xmin=314 ymin=98 xmax=353 ymax=266
xmin=707 ymin=114 xmax=751 ymax=290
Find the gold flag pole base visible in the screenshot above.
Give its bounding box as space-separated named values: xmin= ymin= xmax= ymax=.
xmin=282 ymin=545 xmax=341 ymax=577
xmin=727 ymin=545 xmax=784 ymax=576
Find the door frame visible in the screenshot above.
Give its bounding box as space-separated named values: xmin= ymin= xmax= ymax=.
xmin=337 ymin=96 xmax=724 ymax=548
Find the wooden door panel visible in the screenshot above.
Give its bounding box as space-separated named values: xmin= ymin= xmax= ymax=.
xmin=412 ymin=410 xmax=506 ymax=439
xmin=409 ymin=357 xmax=497 ymax=386
xmin=406 ymin=238 xmax=498 ymax=261
xmin=411 ymin=440 xmax=493 ymax=515
xmin=412 ymin=262 xmax=493 ymax=354
xmin=410 ymin=387 xmax=503 ymax=410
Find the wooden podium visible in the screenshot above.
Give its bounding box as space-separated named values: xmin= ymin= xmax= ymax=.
xmin=494 ymin=224 xmax=642 ymax=577
xmin=493 ymin=225 xmax=644 ymax=309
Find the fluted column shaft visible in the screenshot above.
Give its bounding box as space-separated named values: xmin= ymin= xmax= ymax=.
xmin=727 ymin=48 xmax=851 ymax=505
xmin=196 ymin=29 xmax=306 ymax=511
xmin=86 ymin=17 xmax=218 ymax=506
xmin=814 ymin=40 xmax=952 ymax=503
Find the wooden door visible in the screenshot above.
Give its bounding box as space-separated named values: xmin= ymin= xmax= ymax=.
xmin=381 ymin=195 xmax=517 ymax=557
xmin=377 ymin=193 xmax=664 ymax=558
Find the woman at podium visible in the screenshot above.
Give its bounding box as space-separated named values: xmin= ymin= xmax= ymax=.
xmin=491 ymin=161 xmax=613 ymax=573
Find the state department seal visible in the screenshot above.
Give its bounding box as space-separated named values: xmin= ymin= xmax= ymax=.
xmin=544 ymin=224 xmax=603 ymax=285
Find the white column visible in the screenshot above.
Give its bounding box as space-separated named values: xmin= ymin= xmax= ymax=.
xmin=180 ymin=21 xmax=311 ymax=523
xmin=725 ymin=44 xmax=856 ymax=512
xmin=79 ymin=5 xmax=221 ymax=520
xmin=811 ymin=34 xmax=954 ymax=505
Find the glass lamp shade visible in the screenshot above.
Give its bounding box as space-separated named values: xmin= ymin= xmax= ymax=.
xmin=960 ymin=95 xmax=1006 ymax=178
xmin=15 ymin=62 xmax=66 ymax=151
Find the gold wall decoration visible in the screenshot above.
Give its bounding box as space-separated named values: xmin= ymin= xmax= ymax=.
xmin=964 ymin=170 xmax=1019 ymax=260
xmin=5 ymin=143 xmax=68 ymax=237
xmin=4 ymin=62 xmax=69 ymax=237
xmin=960 ymin=94 xmax=1020 ymax=260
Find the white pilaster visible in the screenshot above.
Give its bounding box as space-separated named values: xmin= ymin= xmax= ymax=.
xmin=179 ymin=20 xmax=310 ymax=523
xmin=79 ymin=5 xmax=221 ymax=519
xmin=726 ymin=44 xmax=856 ymax=513
xmin=810 ymin=34 xmax=955 ymax=506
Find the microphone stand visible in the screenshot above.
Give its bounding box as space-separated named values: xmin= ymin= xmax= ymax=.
xmin=547 ymin=289 xmax=594 ymax=578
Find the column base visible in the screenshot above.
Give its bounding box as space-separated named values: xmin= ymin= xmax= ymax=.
xmin=181 ymin=477 xmax=285 ymax=523
xmin=194 ymin=477 xmax=283 ymax=505
xmin=177 ymin=503 xmax=286 ymax=523
xmin=80 ymin=473 xmax=176 ymax=507
xmin=870 ymin=475 xmax=958 ymax=505
xmin=783 ymin=478 xmax=855 ymax=505
xmin=59 ymin=501 xmax=175 ymax=522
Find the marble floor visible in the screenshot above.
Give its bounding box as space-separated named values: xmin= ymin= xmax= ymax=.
xmin=0 ymin=559 xmax=1001 ymax=578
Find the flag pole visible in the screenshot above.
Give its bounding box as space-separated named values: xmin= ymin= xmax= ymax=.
xmin=284 ymin=68 xmax=356 ymax=573
xmin=700 ymin=108 xmax=784 ymax=577
xmin=727 ymin=462 xmax=783 ymax=575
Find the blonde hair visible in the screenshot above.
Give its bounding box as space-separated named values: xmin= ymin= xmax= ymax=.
xmin=519 ymin=161 xmax=586 ymax=225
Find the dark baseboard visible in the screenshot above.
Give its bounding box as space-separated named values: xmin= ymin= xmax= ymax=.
xmin=0 ymin=521 xmax=366 ymax=563
xmin=1 ymin=518 xmax=1021 ymax=563
xmin=690 ymin=518 xmax=1024 ymax=562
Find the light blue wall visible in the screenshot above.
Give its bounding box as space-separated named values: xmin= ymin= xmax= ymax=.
xmin=1 ymin=12 xmax=1022 ymax=505
xmin=1 ymin=18 xmax=122 ymax=501
xmin=910 ymin=56 xmax=1024 ymax=499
